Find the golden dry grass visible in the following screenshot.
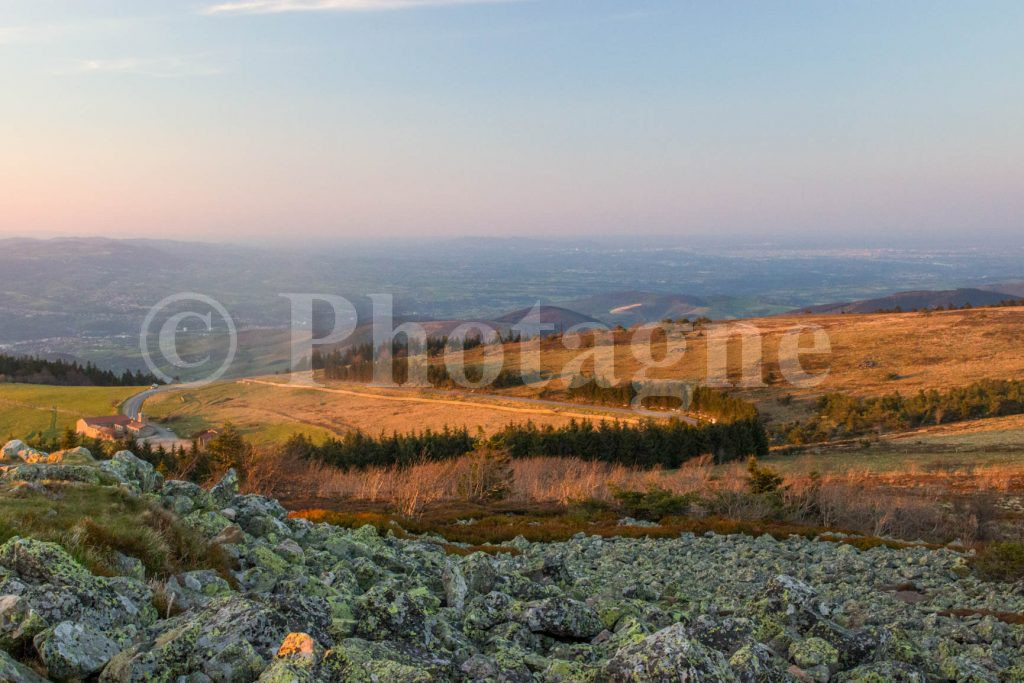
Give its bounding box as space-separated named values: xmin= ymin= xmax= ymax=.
xmin=146 ymin=306 xmax=1024 ymax=443
xmin=144 ymin=377 xmax=640 ymax=446
xmin=447 ymin=305 xmax=1024 ymax=424
xmin=272 ymin=447 xmax=1021 ymax=546
xmin=246 ymin=442 xmax=1024 ymax=511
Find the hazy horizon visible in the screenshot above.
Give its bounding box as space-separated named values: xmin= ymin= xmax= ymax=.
xmin=2 ymin=1 xmax=1022 ymax=242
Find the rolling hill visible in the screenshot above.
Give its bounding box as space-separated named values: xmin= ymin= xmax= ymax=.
xmin=560 ymin=291 xmax=708 ymax=325
xmin=493 ymin=305 xmax=603 ymax=330
xmin=792 ymin=288 xmax=1018 ymax=315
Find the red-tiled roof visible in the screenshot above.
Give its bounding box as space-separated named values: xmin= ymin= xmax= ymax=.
xmin=80 ymin=416 xmax=132 ymax=427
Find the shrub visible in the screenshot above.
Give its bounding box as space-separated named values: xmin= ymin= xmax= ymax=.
xmin=705 ymin=490 xmax=786 ymax=521
xmin=567 ymin=498 xmax=614 ymax=518
xmin=612 ymin=486 xmax=697 ymax=521
xmin=973 ymin=542 xmax=1024 ymax=582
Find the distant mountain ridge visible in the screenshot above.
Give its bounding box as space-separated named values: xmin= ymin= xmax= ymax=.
xmin=980 ymin=281 xmax=1024 ymax=298
xmin=794 ymin=288 xmax=1023 ymax=315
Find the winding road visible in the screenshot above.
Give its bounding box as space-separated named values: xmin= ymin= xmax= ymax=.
xmin=120 ymin=386 xmax=187 ymax=447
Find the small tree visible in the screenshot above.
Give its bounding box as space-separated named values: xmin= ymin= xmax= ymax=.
xmin=746 ymin=457 xmax=784 ymax=494
xmin=206 ymin=423 xmax=250 ymax=479
xmin=59 ymin=427 xmax=80 ymax=450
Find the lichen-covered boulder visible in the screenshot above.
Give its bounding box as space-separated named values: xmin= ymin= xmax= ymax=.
xmin=790 ymin=636 xmax=839 ymax=669
xmin=442 ymin=561 xmax=469 ymax=611
xmin=603 ymin=623 xmax=738 ymax=682
xmin=0 ymin=538 xmax=155 ymax=645
xmin=275 ymin=538 xmax=305 ymax=563
xmin=181 ymin=509 xmax=233 ymax=538
xmin=0 ymin=594 xmax=47 ymax=650
xmin=210 ymin=467 xmax=240 ymax=508
xmin=459 ymin=652 xmax=498 ymax=680
xmin=232 ymin=494 xmax=291 ymax=538
xmin=807 ymin=618 xmax=878 ymax=668
xmin=109 ymin=552 xmax=145 ymax=581
xmin=729 ymin=642 xmax=788 ymax=682
xmin=164 ymin=570 xmax=233 ymax=611
xmin=160 ymin=479 xmax=210 ymax=515
xmin=938 ymin=654 xmax=1000 ymax=683
xmin=321 ymin=638 xmax=450 ymax=682
xmin=1 ymin=463 xmax=104 ymax=485
xmin=547 ymin=658 xmax=605 ymax=682
xmin=790 ymin=636 xmax=840 ymax=681
xmin=690 ymin=614 xmax=754 ymax=655
xmin=758 ymin=574 xmax=826 ymax=631
xmin=833 ymin=660 xmax=928 ymax=682
xmin=45 ymin=447 xmax=96 ymax=465
xmin=99 ymin=451 xmax=162 ymax=493
xmin=460 ymin=552 xmax=498 ymax=597
xmin=0 ymin=537 xmax=94 ymax=586
xmin=519 ymin=598 xmax=603 ymax=640
xmin=1 ymin=439 xmax=28 ymax=460
xmin=463 ymin=591 xmax=515 ymax=638
xmin=100 ymin=595 xmax=292 ymax=682
xmin=0 ymin=649 xmax=48 ymax=683
xmin=264 ymin=591 xmax=335 ymax=649
xmin=257 ymin=632 xmax=322 ymax=682
xmin=354 ymin=582 xmax=439 ymax=642
xmin=35 ymin=620 xmax=121 ymax=681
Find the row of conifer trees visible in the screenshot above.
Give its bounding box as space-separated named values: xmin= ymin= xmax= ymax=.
xmin=285 ymin=416 xmax=768 ymax=472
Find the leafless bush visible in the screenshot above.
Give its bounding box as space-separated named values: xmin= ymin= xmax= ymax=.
xmin=704 ymin=490 xmax=784 ymax=521
xmin=799 ymin=480 xmax=948 ymax=541
xmin=238 ymin=449 xmax=1021 ymax=542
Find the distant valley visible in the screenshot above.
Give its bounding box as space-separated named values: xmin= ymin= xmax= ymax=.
xmin=2 ymin=237 xmax=1024 ymax=378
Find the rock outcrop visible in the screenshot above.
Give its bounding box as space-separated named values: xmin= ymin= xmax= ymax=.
xmin=1 ymin=443 xmax=1023 ymax=681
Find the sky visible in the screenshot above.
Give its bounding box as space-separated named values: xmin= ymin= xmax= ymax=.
xmin=1 ymin=0 xmax=1022 ymax=244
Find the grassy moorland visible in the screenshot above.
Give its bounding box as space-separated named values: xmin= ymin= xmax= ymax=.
xmin=111 ymin=306 xmax=1024 ymax=556
xmin=443 ymin=305 xmax=1024 ymax=424
xmin=144 ymin=305 xmax=1024 ymax=444
xmin=142 ymin=377 xmax=647 ymax=446
xmin=0 ymin=383 xmax=144 ymax=441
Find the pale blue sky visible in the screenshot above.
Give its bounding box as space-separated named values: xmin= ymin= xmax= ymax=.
xmin=1 ymin=1 xmax=1022 ymax=242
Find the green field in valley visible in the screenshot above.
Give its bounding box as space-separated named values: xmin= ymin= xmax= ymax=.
xmin=0 ymin=384 xmax=145 ymax=442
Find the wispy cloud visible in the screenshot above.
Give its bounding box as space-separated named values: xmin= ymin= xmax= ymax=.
xmin=55 ymin=57 xmax=224 ymax=78
xmin=203 ymin=0 xmax=516 ymax=15
xmin=0 ymin=24 xmax=75 ymax=45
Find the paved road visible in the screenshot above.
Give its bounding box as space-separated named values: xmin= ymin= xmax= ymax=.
xmin=120 ymin=386 xmax=188 ymax=447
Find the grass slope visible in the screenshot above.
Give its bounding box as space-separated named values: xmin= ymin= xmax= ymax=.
xmin=0 ymin=383 xmax=145 ymax=441
xmin=143 ymin=379 xmax=632 ymax=447
xmin=148 ymin=306 xmax=1024 ymax=445
xmin=0 ymin=480 xmax=228 ymax=579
